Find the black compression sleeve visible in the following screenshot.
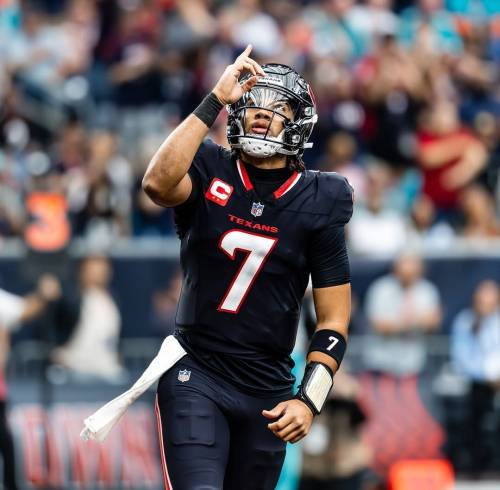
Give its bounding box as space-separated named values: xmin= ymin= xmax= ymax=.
xmin=308 ymin=226 xmax=350 ymax=288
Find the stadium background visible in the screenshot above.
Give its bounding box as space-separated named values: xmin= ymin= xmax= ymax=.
xmin=0 ymin=0 xmax=499 ymax=488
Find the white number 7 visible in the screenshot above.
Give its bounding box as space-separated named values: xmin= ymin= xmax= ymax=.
xmin=327 ymin=336 xmax=339 ymax=351
xmin=218 ymin=229 xmax=277 ymax=313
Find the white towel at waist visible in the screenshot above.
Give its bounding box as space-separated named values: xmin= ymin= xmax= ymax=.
xmin=80 ymin=335 xmax=187 ymax=442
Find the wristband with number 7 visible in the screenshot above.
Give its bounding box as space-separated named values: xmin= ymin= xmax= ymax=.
xmin=307 ymin=329 xmax=347 ymax=368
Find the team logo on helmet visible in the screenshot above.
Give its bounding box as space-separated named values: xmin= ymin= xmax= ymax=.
xmin=251 ymin=202 xmax=265 ymax=217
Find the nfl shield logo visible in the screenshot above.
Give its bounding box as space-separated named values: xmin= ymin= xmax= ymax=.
xmin=251 ymin=202 xmax=265 ymax=217
xmin=177 ymin=369 xmax=191 ymax=383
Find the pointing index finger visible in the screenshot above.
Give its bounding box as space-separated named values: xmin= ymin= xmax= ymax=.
xmin=242 ymin=44 xmax=252 ymax=57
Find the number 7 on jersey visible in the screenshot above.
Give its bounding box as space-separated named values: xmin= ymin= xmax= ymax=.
xmin=218 ymin=229 xmax=278 ymax=313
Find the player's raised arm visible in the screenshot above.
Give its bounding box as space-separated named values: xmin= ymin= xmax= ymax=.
xmin=142 ymin=45 xmax=264 ymax=207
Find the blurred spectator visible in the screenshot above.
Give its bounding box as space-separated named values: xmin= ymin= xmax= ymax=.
xmin=348 ymin=163 xmax=409 ymax=256
xmin=363 ymin=253 xmax=442 ymax=375
xmin=150 ymin=268 xmax=182 ymax=337
xmin=67 ymin=130 xmax=132 ymax=244
xmin=347 ymin=0 xmax=399 ymax=53
xmin=317 ymin=132 xmax=366 ymax=198
xmin=107 ymin=3 xmax=162 ymax=108
xmin=459 ymin=184 xmax=500 ymax=239
xmin=0 ymin=274 xmax=61 ymax=490
xmin=51 ymin=256 xmax=124 ymax=382
xmin=302 ymin=0 xmax=363 ymax=61
xmin=453 ymin=30 xmax=497 ymax=121
xmin=399 ymin=0 xmax=463 ymax=54
xmin=416 ymin=99 xmax=488 ymax=221
xmin=408 ymin=194 xmax=456 ymax=250
xmin=0 ymin=168 xmax=24 ymax=239
xmin=132 ymin=185 xmax=174 ymax=236
xmin=312 ymin=59 xmax=364 ymax=142
xmin=4 ymin=4 xmax=91 ymax=123
xmin=60 ymin=0 xmax=96 ymax=78
xmin=220 ymin=0 xmax=283 ymax=57
xmin=356 ymin=34 xmax=427 ymax=168
xmin=472 ymin=111 xmax=500 ymax=194
xmin=52 ymin=120 xmax=88 ymax=171
xmin=300 ymin=369 xmax=373 ymax=490
xmin=450 ymin=280 xmax=500 ymax=473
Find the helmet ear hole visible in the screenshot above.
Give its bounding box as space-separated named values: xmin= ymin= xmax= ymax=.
xmin=283 ymin=124 xmax=301 ymax=147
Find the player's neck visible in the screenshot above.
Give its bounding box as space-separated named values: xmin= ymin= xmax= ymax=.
xmin=241 ymin=153 xmax=287 ymax=170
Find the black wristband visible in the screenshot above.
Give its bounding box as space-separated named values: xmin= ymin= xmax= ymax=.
xmin=308 ymin=329 xmax=347 ymax=368
xmin=193 ymin=92 xmax=224 ymax=128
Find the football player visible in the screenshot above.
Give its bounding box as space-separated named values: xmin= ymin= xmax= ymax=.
xmin=143 ymin=45 xmax=353 ymax=490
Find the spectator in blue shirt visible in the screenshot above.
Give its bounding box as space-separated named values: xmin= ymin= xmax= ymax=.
xmin=450 ymin=279 xmax=500 ymax=473
xmin=451 ymin=280 xmax=500 ymax=382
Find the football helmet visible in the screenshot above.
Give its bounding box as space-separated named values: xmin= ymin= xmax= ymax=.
xmin=227 ymin=64 xmax=318 ymax=162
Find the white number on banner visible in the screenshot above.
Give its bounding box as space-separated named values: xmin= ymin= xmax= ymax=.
xmin=218 ymin=230 xmax=277 ymax=313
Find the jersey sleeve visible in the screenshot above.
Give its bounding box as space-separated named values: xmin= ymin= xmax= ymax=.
xmin=308 ymin=175 xmax=354 ymax=288
xmin=331 ymin=175 xmax=354 ymax=225
xmin=174 ymin=139 xmax=225 ymax=237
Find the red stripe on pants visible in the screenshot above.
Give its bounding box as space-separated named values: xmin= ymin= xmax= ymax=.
xmin=155 ymin=395 xmax=172 ymax=490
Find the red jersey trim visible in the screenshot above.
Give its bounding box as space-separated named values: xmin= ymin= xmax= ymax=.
xmin=237 ymin=160 xmax=302 ymax=199
xmin=236 ymin=160 xmax=253 ymax=191
xmin=273 ymin=171 xmax=301 ymax=199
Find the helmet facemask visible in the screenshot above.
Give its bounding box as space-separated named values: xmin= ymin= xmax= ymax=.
xmin=227 ymin=64 xmax=318 ymax=164
xmin=230 ymin=87 xmax=298 ymax=158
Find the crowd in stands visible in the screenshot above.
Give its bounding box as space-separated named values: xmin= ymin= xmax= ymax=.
xmin=0 ymin=0 xmax=498 ymax=251
xmin=0 ymin=1 xmax=499 ymax=485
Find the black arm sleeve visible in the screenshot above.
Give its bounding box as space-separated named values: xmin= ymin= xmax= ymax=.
xmin=308 ymin=175 xmax=353 ymax=288
xmin=309 ymin=225 xmax=350 ymax=288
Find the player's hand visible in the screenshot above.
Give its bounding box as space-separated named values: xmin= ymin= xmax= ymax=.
xmin=212 ymin=44 xmax=265 ymax=105
xmin=262 ymin=399 xmax=314 ymax=444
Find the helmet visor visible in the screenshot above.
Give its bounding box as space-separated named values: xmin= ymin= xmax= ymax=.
xmin=242 ymin=87 xmax=297 ymax=121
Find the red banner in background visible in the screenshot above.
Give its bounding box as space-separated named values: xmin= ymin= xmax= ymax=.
xmin=10 ymin=403 xmax=161 ymax=489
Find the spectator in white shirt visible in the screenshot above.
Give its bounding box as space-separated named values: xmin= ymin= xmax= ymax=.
xmin=363 ymin=253 xmax=442 ymax=375
xmin=0 ymin=274 xmax=60 ymax=490
xmin=348 ymin=164 xmax=409 ymax=257
xmin=52 ymin=256 xmax=124 ymax=382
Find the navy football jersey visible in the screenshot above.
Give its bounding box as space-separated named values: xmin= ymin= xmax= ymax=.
xmin=174 ymin=139 xmax=353 ymax=395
